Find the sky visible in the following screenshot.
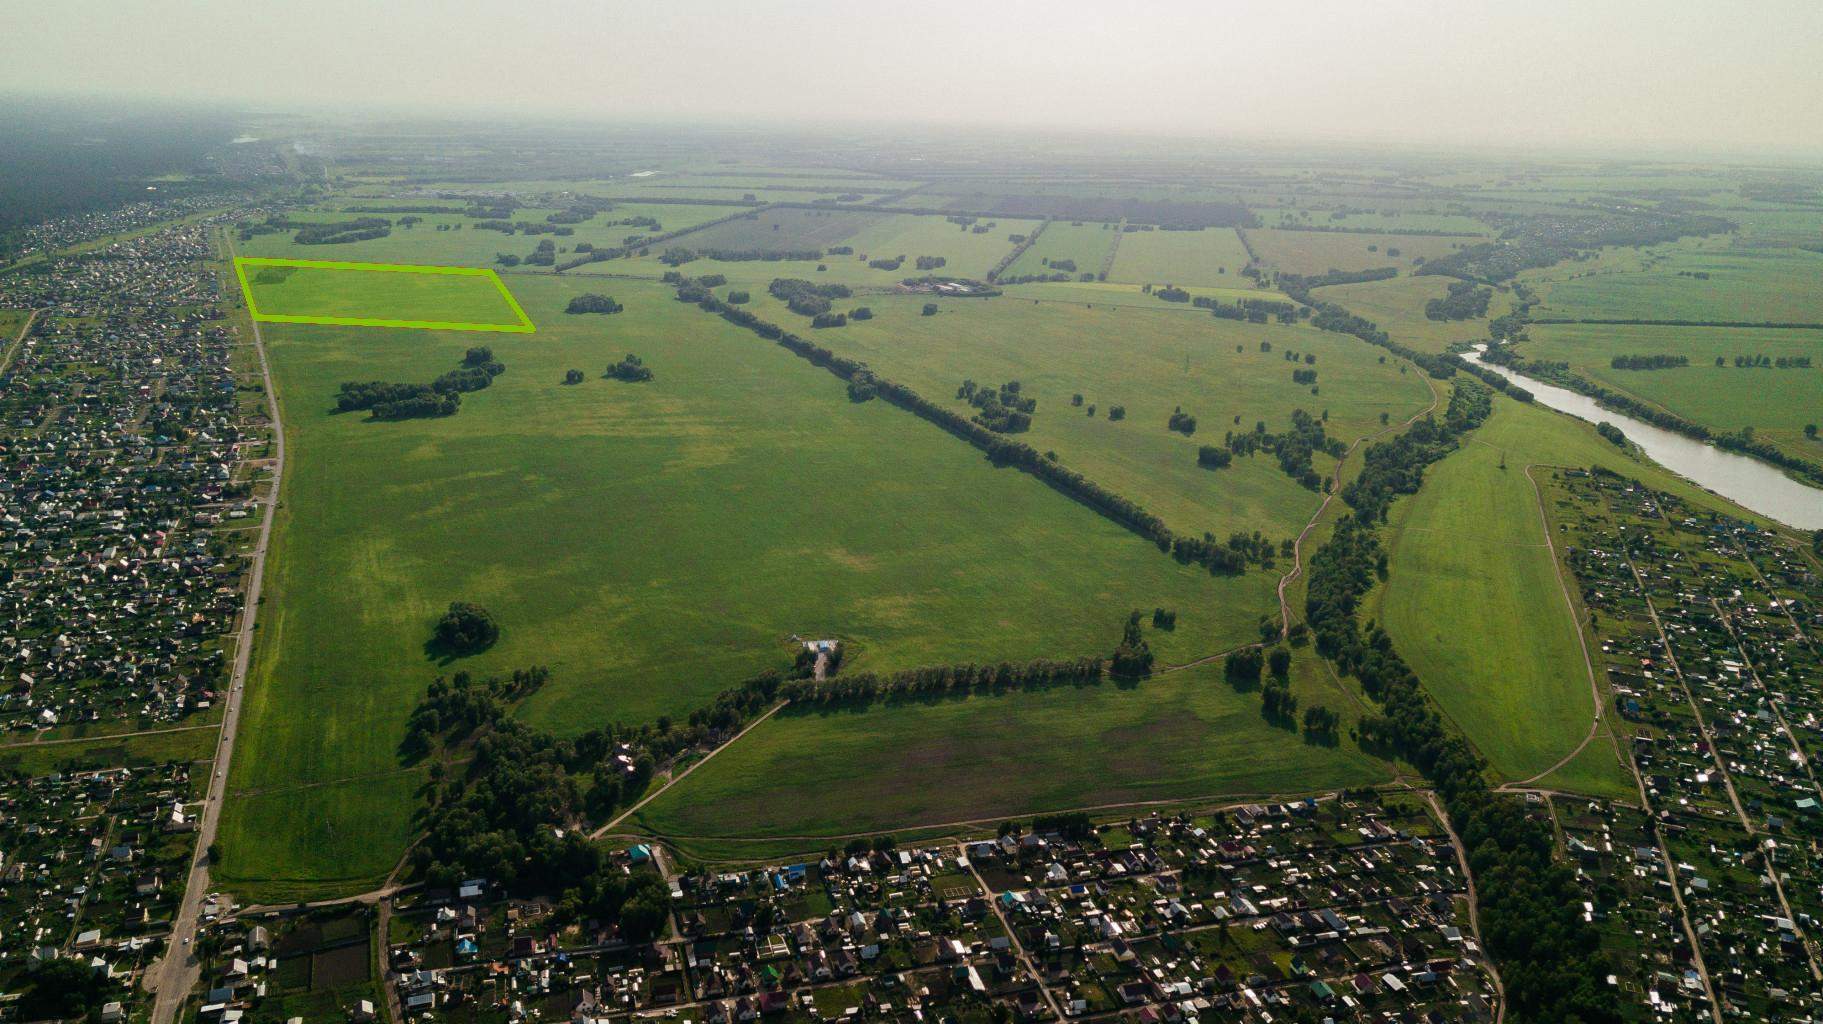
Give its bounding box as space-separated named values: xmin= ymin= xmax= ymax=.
xmin=7 ymin=0 xmax=1823 ymax=157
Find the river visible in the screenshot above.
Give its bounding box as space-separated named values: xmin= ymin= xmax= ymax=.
xmin=1463 ymin=346 xmax=1823 ymax=530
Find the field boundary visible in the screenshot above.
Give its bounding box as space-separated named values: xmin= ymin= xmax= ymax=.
xmin=232 ymin=256 xmax=535 ymax=333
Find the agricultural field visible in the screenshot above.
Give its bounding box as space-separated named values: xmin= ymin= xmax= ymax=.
xmin=1523 ymin=236 xmax=1823 ymax=323
xmin=237 ymin=202 xmax=734 ymax=268
xmin=1313 ymin=272 xmax=1503 ymax=354
xmin=1000 ymin=220 xmax=1120 ymax=279
xmin=739 ymin=288 xmax=1435 ymax=542
xmin=1106 ymin=226 xmax=1253 ymax=288
xmin=666 ymin=207 xmax=879 ymax=253
xmin=631 ymin=653 xmax=1393 ymax=850
xmin=218 ymin=274 xmax=1260 ymax=898
xmin=237 ymin=260 xmax=528 ymax=327
xmin=1243 ymin=227 xmax=1469 ymax=275
xmin=1520 ymin=321 xmax=1823 ymax=464
xmin=840 ymin=213 xmax=1033 ymax=278
xmin=1257 ymin=209 xmax=1490 ymax=235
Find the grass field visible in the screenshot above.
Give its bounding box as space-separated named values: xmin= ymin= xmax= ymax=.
xmin=1107 ymin=227 xmax=1252 ymax=288
xmin=1313 ymin=273 xmax=1499 ymax=355
xmin=1373 ymin=392 xmax=1767 ymax=793
xmin=841 ymin=214 xmax=1035 ymax=279
xmin=1244 ymin=229 xmax=1468 ymax=275
xmin=1001 ymin=221 xmax=1120 ymax=279
xmin=219 ymin=274 xmax=1265 ymax=898
xmin=631 ymin=654 xmax=1393 ymax=845
xmin=0 ymin=727 xmax=217 ymax=777
xmin=674 ymin=208 xmax=880 ymax=253
xmin=738 ymin=290 xmax=1434 ymax=542
xmin=1372 ymin=399 xmax=1599 ymax=784
xmin=1522 ymin=322 xmax=1823 ymax=464
xmin=1526 ymin=239 xmax=1823 ymax=323
xmin=238 ymin=261 xmax=527 ymax=327
xmin=238 ymin=204 xmax=734 ymax=269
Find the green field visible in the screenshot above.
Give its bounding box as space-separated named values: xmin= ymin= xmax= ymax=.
xmin=0 ymin=727 xmax=217 ymax=777
xmin=1107 ymin=227 xmax=1253 ymax=288
xmin=632 ymin=655 xmax=1393 ymax=843
xmin=219 ymin=275 xmax=1265 ymax=898
xmin=239 ymin=261 xmax=527 ymax=327
xmin=1001 ymin=221 xmax=1119 ymax=279
xmin=1244 ymin=228 xmax=1468 ymax=275
xmin=674 ymin=207 xmax=879 ymax=253
xmin=1373 ymin=399 xmax=1599 ymax=783
xmin=1314 ymin=273 xmax=1502 ymax=355
xmin=1522 ymin=322 xmax=1823 ymax=464
xmin=738 ymin=291 xmax=1434 ymax=542
xmin=1373 ymin=393 xmax=1767 ymax=794
xmin=239 ymin=204 xmax=734 ymax=269
xmin=841 ymin=214 xmax=1035 ymax=279
xmin=1526 ymin=239 xmax=1823 ymax=323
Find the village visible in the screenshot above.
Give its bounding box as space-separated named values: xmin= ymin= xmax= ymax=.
xmin=171 ymin=794 xmax=1499 ymax=1024
xmin=1545 ymin=468 xmax=1823 ymax=1020
xmin=0 ymin=197 xmax=274 ymax=1022
xmin=0 ymin=217 xmax=267 ymax=735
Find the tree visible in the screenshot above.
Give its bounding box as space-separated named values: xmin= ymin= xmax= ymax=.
xmin=1224 ymin=648 xmax=1263 ymax=687
xmin=564 ymin=369 xmax=585 ymax=385
xmin=17 ymin=958 xmax=110 ymax=1021
xmin=1806 ymin=423 xmax=1818 ymax=439
xmin=1267 ymin=647 xmax=1291 ymax=680
xmin=922 ymin=302 xmax=939 ymax=316
xmin=433 ymin=602 xmax=499 ymax=656
xmin=566 ymin=293 xmax=624 ymax=315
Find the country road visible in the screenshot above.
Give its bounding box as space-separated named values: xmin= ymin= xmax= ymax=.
xmin=144 ymin=239 xmax=287 ymax=1024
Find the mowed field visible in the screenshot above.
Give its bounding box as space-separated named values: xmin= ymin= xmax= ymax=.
xmin=218 ymin=274 xmax=1267 ymax=898
xmin=631 ymin=653 xmax=1393 ymax=850
xmin=1525 ymin=239 xmax=1823 ymax=323
xmin=240 ymin=263 xmax=524 ymax=325
xmin=1243 ymin=228 xmax=1468 ymax=276
xmin=1522 ymin=322 xmax=1823 ymax=465
xmin=1107 ymin=227 xmax=1252 ymax=288
xmin=734 ymin=290 xmax=1435 ymax=543
xmin=1001 ymin=221 xmax=1119 ymax=278
xmin=1373 ymin=392 xmax=1771 ymax=795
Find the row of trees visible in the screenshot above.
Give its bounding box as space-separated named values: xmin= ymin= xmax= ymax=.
xmin=774 ymin=656 xmax=1107 ymax=708
xmin=678 ymin=286 xmax=1185 ymax=552
xmin=1609 ymin=353 xmax=1688 ymax=370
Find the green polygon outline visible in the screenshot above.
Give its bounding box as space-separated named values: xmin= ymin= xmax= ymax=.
xmin=233 ymin=257 xmax=535 ymax=333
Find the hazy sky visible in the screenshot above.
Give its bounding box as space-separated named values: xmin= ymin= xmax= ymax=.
xmin=9 ymin=0 xmax=1823 ymax=156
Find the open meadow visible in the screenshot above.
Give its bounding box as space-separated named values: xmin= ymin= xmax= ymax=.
xmin=630 ymin=653 xmax=1394 ymax=852
xmin=1524 ymin=237 xmax=1823 ymax=324
xmin=217 ymin=274 xmax=1269 ymax=898
xmin=1521 ymin=321 xmax=1823 ymax=464
xmin=1372 ymin=391 xmax=1780 ymax=794
xmin=732 ymin=289 xmax=1434 ymax=542
xmin=1107 ymin=227 xmax=1253 ymax=288
xmin=1001 ymin=221 xmax=1119 ymax=279
xmin=1243 ymin=228 xmax=1467 ymax=275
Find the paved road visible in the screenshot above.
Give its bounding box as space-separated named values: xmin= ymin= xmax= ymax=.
xmin=144 ymin=240 xmax=287 ymax=1024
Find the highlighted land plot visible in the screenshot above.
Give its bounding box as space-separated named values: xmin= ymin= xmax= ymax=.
xmin=233 ymin=257 xmax=535 ymax=333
